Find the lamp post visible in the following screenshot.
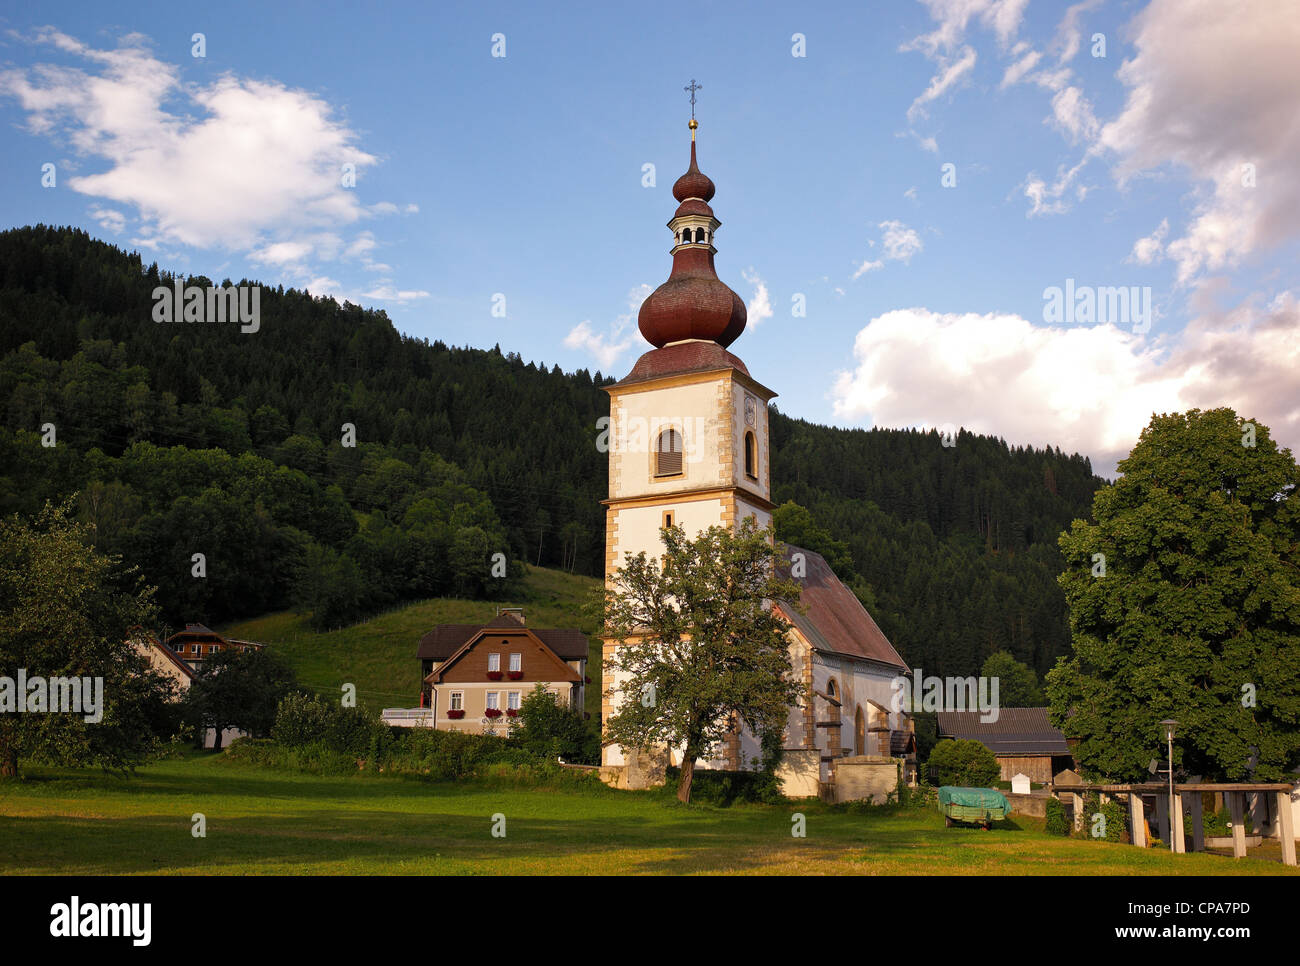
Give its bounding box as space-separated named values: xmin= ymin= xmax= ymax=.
xmin=1160 ymin=719 xmax=1177 ymax=853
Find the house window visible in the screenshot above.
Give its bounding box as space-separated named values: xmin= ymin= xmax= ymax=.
xmin=486 ymin=692 xmax=500 ymax=710
xmin=744 ymin=431 xmax=758 ymax=480
xmin=662 ymin=510 xmax=674 ymax=529
xmin=655 ymin=428 xmax=683 ymax=477
xmin=507 ymin=692 xmax=521 ymax=711
xmin=487 ymin=653 xmax=500 ymax=672
xmin=450 ymin=692 xmax=463 ymax=711
xmin=509 ymin=653 xmax=521 ymax=672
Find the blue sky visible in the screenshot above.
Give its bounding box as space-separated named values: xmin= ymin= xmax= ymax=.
xmin=2 ymin=0 xmax=1297 ymax=473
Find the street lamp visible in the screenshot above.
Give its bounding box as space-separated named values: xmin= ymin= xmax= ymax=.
xmin=1160 ymin=719 xmax=1177 ymax=853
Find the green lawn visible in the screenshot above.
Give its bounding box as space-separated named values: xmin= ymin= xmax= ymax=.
xmin=220 ymin=565 xmax=603 ymax=717
xmin=1 ymin=754 xmax=1294 ymax=875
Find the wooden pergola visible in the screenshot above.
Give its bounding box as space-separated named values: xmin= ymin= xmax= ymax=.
xmin=1052 ymin=781 xmax=1297 ymax=866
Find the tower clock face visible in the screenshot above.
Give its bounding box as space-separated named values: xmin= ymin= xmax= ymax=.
xmin=744 ymin=395 xmax=757 ymax=426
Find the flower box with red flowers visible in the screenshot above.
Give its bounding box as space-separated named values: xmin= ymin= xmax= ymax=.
xmin=507 ymin=670 xmax=524 ymax=680
xmin=484 ymin=708 xmax=503 ymax=719
xmin=486 ymin=670 xmax=503 ymax=680
xmin=505 ymin=708 xmax=519 ymax=718
xmin=446 ymin=709 xmax=465 ymax=720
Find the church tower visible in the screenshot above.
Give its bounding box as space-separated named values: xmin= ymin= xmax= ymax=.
xmin=601 ymin=110 xmax=777 ymax=771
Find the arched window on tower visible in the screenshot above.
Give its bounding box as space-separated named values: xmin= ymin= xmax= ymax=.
xmin=694 ymin=227 xmax=706 ymax=243
xmin=655 ymin=427 xmax=683 ymax=477
xmin=744 ymin=430 xmax=757 ymax=480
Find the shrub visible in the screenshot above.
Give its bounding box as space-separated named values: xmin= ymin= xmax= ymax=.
xmin=272 ymin=692 xmax=384 ymax=757
xmin=517 ymin=684 xmax=597 ymax=764
xmin=1045 ymin=797 xmax=1070 ymax=835
xmin=928 ymin=739 xmax=1000 ymax=788
xmin=662 ymin=767 xmax=784 ymax=806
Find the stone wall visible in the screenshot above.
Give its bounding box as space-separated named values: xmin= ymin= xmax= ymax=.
xmin=776 ymin=748 xmax=821 ymax=799
xmin=829 ymin=755 xmax=899 ymax=804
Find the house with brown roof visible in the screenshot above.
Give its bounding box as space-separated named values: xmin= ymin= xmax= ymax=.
xmin=774 ymin=545 xmax=916 ymax=789
xmin=415 ymin=608 xmax=590 ymax=734
xmin=936 ymin=707 xmax=1074 ymax=783
xmin=165 ymin=623 xmax=264 ymax=671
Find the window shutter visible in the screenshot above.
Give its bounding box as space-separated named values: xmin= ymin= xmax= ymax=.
xmin=656 ymin=428 xmax=683 ymax=476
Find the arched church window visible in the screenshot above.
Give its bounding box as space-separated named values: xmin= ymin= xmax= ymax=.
xmin=744 ymin=430 xmax=757 ymax=480
xmin=655 ymin=427 xmax=683 ymax=477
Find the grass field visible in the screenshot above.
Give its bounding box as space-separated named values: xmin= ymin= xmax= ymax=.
xmin=1 ymin=754 xmax=1294 ymax=875
xmin=220 ymin=565 xmax=603 ymax=717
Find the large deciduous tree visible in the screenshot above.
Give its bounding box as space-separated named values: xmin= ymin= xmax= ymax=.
xmin=184 ymin=647 xmax=297 ymax=749
xmin=1048 ymin=409 xmax=1300 ymax=781
xmin=0 ymin=501 xmax=170 ymax=777
xmin=601 ymin=518 xmax=802 ymax=803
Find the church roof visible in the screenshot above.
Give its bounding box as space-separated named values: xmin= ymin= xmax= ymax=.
xmin=776 ymin=545 xmax=908 ymax=671
xmin=637 ymin=124 xmax=747 ymax=349
xmin=612 ymin=340 xmax=753 ymax=389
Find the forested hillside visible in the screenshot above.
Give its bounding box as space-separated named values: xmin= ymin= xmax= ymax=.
xmin=0 ymin=226 xmax=1106 ymax=675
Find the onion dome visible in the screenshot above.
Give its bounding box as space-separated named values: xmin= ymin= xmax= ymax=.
xmin=672 ymin=139 xmax=715 ymax=203
xmin=638 ymin=122 xmax=746 ymax=349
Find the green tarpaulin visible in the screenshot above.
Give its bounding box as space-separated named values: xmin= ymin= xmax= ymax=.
xmin=938 ymin=786 xmax=1011 ymax=824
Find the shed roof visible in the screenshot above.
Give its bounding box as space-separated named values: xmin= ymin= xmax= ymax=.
xmin=936 ymin=707 xmax=1070 ymax=756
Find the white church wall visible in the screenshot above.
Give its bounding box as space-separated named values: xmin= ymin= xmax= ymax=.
xmin=611 ymin=498 xmax=726 ymax=566
xmin=608 ymin=377 xmax=729 ymax=499
xmin=727 ymin=379 xmax=772 ymax=504
xmin=809 ymin=653 xmax=906 ymax=782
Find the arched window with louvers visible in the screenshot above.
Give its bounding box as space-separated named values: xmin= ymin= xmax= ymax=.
xmin=655 ymin=427 xmax=684 ymax=478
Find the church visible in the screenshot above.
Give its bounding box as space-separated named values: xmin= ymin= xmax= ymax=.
xmin=600 ymin=107 xmax=915 ymax=797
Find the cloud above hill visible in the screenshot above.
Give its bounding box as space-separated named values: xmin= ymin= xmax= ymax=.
xmin=0 ymin=27 xmax=420 ymax=300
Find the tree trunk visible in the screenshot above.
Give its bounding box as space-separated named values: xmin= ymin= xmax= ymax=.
xmin=212 ymin=725 xmax=224 ymax=750
xmin=1 ymin=747 xmax=18 ymax=778
xmin=677 ymin=749 xmax=696 ymax=804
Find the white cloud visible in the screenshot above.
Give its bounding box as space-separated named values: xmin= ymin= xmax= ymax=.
xmin=852 ymin=220 xmax=923 ymax=280
xmin=1050 ymin=0 xmax=1102 ymax=64
xmin=741 ymin=268 xmax=773 ymax=327
xmin=1098 ymin=0 xmax=1300 ymax=285
xmin=853 ymin=259 xmax=884 ymax=280
xmin=830 ymin=296 xmax=1300 ymax=474
xmin=1048 ymin=85 xmax=1099 ymax=143
xmin=88 ymin=205 xmax=126 ymax=234
xmin=564 ymin=284 xmax=653 ymax=371
xmin=0 ymin=29 xmax=418 ymax=289
xmin=999 ymin=49 xmax=1042 ymax=88
xmin=906 ymin=45 xmax=978 ymax=122
xmin=1129 ymin=219 xmax=1170 ymax=265
xmin=879 ymin=220 xmax=924 ymax=263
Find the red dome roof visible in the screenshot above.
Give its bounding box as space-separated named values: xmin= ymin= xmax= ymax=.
xmin=639 ymin=135 xmax=746 ymax=349
xmin=672 ymin=141 xmax=715 ymax=202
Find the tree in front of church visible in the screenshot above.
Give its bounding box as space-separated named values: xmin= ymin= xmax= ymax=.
xmin=0 ymin=501 xmax=173 ymax=777
xmin=1047 ymin=409 xmax=1300 ymax=782
xmin=601 ymin=518 xmax=802 ymax=804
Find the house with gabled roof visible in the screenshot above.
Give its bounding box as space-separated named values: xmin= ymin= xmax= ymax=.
xmin=164 ymin=623 xmax=264 ymax=671
xmin=416 ymin=608 xmax=590 ymax=734
xmin=936 ymin=707 xmax=1074 ymax=783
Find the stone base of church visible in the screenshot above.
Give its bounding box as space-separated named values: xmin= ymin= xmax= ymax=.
xmin=775 ymin=748 xmax=821 ymax=799
xmin=826 ymin=755 xmax=900 ymax=804
xmin=598 ymin=746 xmax=668 ymax=790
